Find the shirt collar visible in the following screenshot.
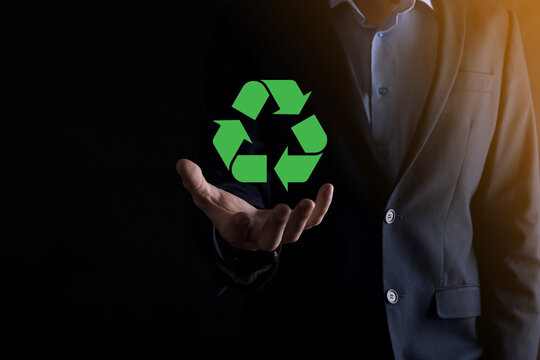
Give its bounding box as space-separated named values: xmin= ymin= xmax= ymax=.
xmin=329 ymin=0 xmax=434 ymax=11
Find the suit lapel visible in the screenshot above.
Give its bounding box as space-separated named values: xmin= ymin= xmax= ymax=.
xmin=316 ymin=0 xmax=467 ymax=190
xmin=393 ymin=0 xmax=467 ymax=186
xmin=294 ymin=0 xmax=466 ymax=192
xmin=280 ymin=0 xmax=393 ymax=195
xmin=315 ymin=1 xmax=386 ymax=174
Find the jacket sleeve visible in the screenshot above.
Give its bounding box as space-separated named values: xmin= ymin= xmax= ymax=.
xmin=192 ymin=4 xmax=279 ymax=296
xmin=472 ymin=11 xmax=540 ymax=360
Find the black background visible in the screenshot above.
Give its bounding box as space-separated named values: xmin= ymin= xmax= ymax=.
xmin=2 ymin=0 xmax=219 ymax=358
xmin=4 ymin=1 xmax=540 ymax=358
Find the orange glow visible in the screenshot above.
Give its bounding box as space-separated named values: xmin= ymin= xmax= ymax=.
xmin=491 ymin=0 xmax=540 ymax=132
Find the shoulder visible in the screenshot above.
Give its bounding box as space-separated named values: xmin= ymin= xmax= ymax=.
xmin=447 ymin=0 xmax=511 ymax=31
xmin=438 ymin=0 xmax=515 ymax=49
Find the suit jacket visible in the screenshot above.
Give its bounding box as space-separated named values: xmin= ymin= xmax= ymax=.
xmin=191 ymin=0 xmax=540 ymax=358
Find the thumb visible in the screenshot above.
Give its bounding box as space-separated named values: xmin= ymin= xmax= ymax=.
xmin=177 ymin=158 xmax=227 ymax=228
xmin=176 ymin=158 xmax=210 ymax=197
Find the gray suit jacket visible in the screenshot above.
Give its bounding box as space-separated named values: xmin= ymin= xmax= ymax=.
xmin=196 ymin=0 xmax=540 ymax=358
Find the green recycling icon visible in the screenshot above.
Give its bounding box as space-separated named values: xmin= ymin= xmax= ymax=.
xmin=213 ymin=80 xmax=327 ymax=191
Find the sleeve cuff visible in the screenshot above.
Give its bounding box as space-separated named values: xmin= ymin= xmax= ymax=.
xmin=211 ymin=225 xmax=281 ymax=287
xmin=212 ymin=225 xmax=225 ymax=261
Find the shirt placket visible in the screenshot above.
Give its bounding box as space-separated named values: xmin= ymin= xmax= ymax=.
xmin=370 ymin=29 xmax=394 ymax=167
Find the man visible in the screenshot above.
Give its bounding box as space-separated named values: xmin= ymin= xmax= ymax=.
xmin=177 ymin=0 xmax=540 ymax=358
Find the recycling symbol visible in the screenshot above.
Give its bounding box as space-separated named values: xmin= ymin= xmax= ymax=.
xmin=213 ymin=80 xmax=327 ymax=191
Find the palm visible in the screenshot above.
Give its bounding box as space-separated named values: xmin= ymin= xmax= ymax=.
xmin=177 ymin=159 xmax=334 ymax=252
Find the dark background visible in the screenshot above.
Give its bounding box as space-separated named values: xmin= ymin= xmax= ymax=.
xmin=2 ymin=0 xmax=217 ymax=358
xmin=2 ymin=0 xmax=539 ymax=358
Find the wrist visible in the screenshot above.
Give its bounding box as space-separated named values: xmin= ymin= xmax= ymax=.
xmin=215 ymin=227 xmax=281 ymax=265
xmin=212 ymin=226 xmax=281 ymax=286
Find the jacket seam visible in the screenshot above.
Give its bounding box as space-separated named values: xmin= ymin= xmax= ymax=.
xmin=441 ymin=119 xmax=474 ymax=288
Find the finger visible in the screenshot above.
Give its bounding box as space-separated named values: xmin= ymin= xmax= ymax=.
xmin=176 ymin=158 xmax=211 ymax=197
xmin=176 ymin=158 xmax=222 ymax=206
xmin=281 ymin=199 xmax=315 ymax=243
xmin=305 ymin=183 xmax=334 ymax=229
xmin=176 ymin=158 xmax=224 ymax=219
xmin=259 ymin=204 xmax=291 ymax=251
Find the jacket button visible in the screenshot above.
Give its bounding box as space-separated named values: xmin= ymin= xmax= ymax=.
xmin=385 ymin=209 xmax=396 ymax=224
xmin=386 ymin=289 xmax=399 ymax=304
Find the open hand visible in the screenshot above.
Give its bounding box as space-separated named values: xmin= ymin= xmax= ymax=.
xmin=176 ymin=159 xmax=334 ymax=252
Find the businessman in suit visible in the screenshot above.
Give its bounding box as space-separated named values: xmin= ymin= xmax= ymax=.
xmin=177 ymin=0 xmax=540 ymax=358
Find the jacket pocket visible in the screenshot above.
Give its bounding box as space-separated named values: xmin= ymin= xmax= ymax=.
xmin=435 ymin=286 xmax=482 ymax=319
xmin=453 ymin=71 xmax=494 ymax=92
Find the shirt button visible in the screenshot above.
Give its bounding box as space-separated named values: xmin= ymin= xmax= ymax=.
xmin=377 ymin=32 xmax=384 ymax=38
xmin=378 ymin=87 xmax=389 ymax=96
xmin=386 ymin=289 xmax=399 ymax=304
xmin=385 ymin=209 xmax=396 ymax=224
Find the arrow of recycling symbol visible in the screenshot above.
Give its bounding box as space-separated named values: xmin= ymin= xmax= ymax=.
xmin=213 ymin=80 xmax=326 ymax=190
